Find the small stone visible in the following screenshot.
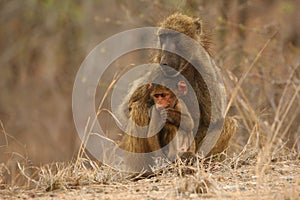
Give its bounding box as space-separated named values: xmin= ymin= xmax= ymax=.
xmin=151 ymin=186 xmax=159 ymax=191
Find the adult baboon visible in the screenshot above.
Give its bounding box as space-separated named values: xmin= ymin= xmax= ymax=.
xmin=118 ymin=13 xmax=237 ymax=172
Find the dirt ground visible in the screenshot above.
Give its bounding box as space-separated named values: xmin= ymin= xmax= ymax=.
xmin=1 ymin=151 xmax=299 ymax=200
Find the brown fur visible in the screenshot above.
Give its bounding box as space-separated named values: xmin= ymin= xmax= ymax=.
xmin=118 ymin=13 xmax=237 ymax=173
xmin=207 ymin=117 xmax=237 ymax=156
xmin=148 ymin=83 xmax=196 ymax=159
xmin=158 ymin=13 xmax=212 ymax=55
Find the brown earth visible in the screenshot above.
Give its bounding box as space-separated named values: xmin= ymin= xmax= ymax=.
xmin=1 ymin=150 xmax=299 ymax=200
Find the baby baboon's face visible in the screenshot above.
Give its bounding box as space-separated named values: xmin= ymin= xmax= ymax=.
xmin=150 ymin=85 xmax=176 ymax=110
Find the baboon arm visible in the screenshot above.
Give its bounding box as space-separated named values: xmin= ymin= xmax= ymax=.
xmin=175 ymin=99 xmax=194 ymax=131
xmin=129 ymin=101 xmax=151 ymax=127
xmin=129 ymin=85 xmax=150 ymax=103
xmin=147 ymin=108 xmax=164 ymax=151
xmin=179 ymin=116 xmax=194 ymax=132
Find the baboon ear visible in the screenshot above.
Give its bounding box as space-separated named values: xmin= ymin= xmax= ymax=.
xmin=193 ymin=18 xmax=203 ymax=35
xmin=177 ymin=81 xmax=188 ymax=96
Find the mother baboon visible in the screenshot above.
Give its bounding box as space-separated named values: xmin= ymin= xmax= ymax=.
xmin=118 ymin=13 xmax=237 ymax=172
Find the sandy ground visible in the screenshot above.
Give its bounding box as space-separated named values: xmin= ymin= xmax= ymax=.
xmin=1 ymin=155 xmax=299 ymax=200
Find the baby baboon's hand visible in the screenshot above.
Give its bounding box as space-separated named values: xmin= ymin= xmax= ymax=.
xmin=165 ymin=108 xmax=181 ymax=126
xmin=159 ymin=108 xmax=168 ymax=123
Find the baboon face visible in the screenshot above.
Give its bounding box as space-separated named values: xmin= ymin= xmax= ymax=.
xmin=158 ymin=30 xmax=189 ymax=77
xmin=150 ymin=85 xmax=177 ymax=110
xmin=149 ymin=80 xmax=188 ymax=110
xmin=157 ymin=13 xmax=201 ymax=77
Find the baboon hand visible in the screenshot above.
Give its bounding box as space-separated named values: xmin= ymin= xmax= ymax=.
xmin=164 ymin=108 xmax=181 ymax=126
xmin=158 ymin=108 xmax=168 ymax=123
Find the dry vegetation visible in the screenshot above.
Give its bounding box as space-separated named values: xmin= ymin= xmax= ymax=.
xmin=0 ymin=0 xmax=299 ymax=199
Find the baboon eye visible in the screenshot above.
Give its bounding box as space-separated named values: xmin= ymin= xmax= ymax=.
xmin=160 ymin=33 xmax=167 ymax=39
xmin=154 ymin=94 xmax=161 ymax=98
xmin=161 ymin=93 xmax=167 ymax=97
xmin=154 ymin=93 xmax=168 ymax=98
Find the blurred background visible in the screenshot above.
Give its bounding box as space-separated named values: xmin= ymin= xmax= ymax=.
xmin=0 ymin=0 xmax=299 ymax=184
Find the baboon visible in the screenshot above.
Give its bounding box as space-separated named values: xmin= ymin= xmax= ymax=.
xmin=148 ymin=80 xmax=196 ymax=161
xmin=118 ymin=13 xmax=237 ymax=173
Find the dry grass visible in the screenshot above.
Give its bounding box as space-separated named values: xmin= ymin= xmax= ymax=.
xmin=0 ymin=146 xmax=299 ymax=199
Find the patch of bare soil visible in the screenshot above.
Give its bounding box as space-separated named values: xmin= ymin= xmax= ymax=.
xmin=1 ymin=151 xmax=299 ymax=200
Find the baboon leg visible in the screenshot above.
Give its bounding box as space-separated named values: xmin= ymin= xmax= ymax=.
xmin=206 ymin=117 xmax=237 ymax=156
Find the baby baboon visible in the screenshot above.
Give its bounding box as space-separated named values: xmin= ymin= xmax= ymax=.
xmin=148 ymin=80 xmax=196 ymax=160
xmin=118 ymin=13 xmax=237 ymax=173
